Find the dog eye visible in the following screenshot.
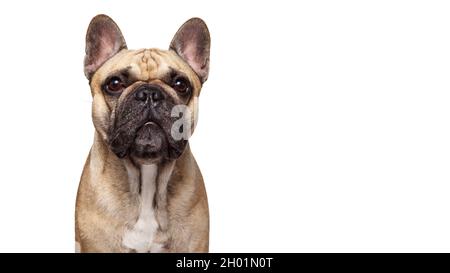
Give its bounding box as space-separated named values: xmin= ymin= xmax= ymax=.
xmin=172 ymin=76 xmax=190 ymax=94
xmin=105 ymin=76 xmax=125 ymax=93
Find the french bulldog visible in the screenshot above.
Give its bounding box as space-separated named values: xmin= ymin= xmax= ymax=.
xmin=75 ymin=14 xmax=210 ymax=253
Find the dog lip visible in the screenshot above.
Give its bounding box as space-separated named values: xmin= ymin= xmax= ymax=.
xmin=144 ymin=121 xmax=157 ymax=126
xmin=141 ymin=120 xmax=163 ymax=131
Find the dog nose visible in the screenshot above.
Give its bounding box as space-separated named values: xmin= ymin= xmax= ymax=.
xmin=135 ymin=85 xmax=165 ymax=103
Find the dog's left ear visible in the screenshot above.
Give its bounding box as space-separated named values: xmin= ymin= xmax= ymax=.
xmin=170 ymin=18 xmax=210 ymax=83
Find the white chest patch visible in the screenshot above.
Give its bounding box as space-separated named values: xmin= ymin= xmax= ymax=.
xmin=122 ymin=164 xmax=162 ymax=252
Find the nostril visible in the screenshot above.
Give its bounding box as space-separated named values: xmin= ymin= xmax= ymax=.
xmin=135 ymin=89 xmax=147 ymax=101
xmin=151 ymin=90 xmax=164 ymax=102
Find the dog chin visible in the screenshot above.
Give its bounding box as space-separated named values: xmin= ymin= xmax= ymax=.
xmin=129 ymin=121 xmax=167 ymax=164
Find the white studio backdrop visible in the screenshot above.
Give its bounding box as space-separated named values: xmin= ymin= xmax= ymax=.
xmin=0 ymin=0 xmax=449 ymax=252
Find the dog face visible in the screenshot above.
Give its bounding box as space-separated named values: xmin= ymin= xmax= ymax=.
xmin=84 ymin=15 xmax=210 ymax=164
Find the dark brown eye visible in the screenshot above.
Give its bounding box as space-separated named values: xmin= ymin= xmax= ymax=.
xmin=105 ymin=76 xmax=125 ymax=93
xmin=172 ymin=76 xmax=190 ymax=94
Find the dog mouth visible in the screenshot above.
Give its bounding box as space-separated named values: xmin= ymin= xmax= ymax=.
xmin=130 ymin=121 xmax=168 ymax=159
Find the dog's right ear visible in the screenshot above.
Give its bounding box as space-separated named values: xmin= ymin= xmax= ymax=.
xmin=84 ymin=14 xmax=127 ymax=80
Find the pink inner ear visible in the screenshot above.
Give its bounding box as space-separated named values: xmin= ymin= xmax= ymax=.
xmin=98 ymin=33 xmax=122 ymax=64
xmin=182 ymin=42 xmax=208 ymax=80
xmin=184 ymin=43 xmax=202 ymax=72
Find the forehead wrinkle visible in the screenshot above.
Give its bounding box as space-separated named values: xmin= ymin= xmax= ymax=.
xmin=139 ymin=49 xmax=149 ymax=81
xmin=138 ymin=49 xmax=163 ymax=81
xmin=149 ymin=49 xmax=161 ymax=72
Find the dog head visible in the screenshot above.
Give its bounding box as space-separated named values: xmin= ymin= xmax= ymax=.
xmin=84 ymin=15 xmax=210 ymax=164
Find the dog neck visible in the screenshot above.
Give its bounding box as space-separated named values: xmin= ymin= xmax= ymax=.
xmin=124 ymin=160 xmax=175 ymax=211
xmin=121 ymin=159 xmax=175 ymax=252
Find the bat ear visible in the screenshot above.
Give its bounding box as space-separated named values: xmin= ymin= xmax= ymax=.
xmin=170 ymin=18 xmax=210 ymax=83
xmin=84 ymin=14 xmax=127 ymax=80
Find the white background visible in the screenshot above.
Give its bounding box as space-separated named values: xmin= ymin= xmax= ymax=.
xmin=0 ymin=0 xmax=449 ymax=252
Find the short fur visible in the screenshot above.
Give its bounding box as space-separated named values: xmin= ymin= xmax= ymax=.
xmin=75 ymin=15 xmax=210 ymax=252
